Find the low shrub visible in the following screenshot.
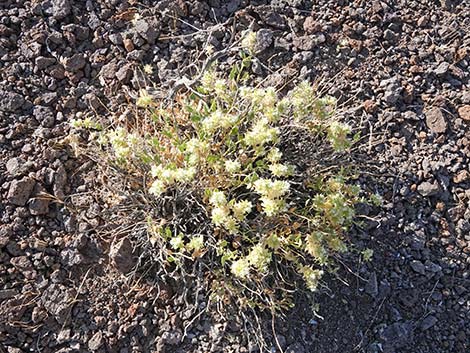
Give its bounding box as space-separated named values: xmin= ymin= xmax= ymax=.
xmin=70 ymin=35 xmax=364 ymax=314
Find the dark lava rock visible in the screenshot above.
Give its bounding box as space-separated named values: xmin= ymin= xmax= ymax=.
xmin=379 ymin=321 xmax=414 ymax=352
xmin=29 ymin=185 xmax=50 ymax=216
xmin=435 ymin=62 xmax=449 ymax=76
xmin=33 ymin=105 xmax=55 ymax=128
xmin=53 ymin=163 xmax=67 ymax=200
xmin=51 ymin=0 xmax=72 ymax=19
xmin=60 ymin=249 xmax=84 ymax=267
xmin=285 ymin=343 xmax=305 ymax=353
xmin=410 ymin=260 xmax=426 ymax=275
xmin=115 ymin=64 xmax=133 ymax=83
xmin=383 ymin=29 xmax=397 ymax=41
xmin=0 ymin=289 xmax=18 ymax=300
xmin=255 ymin=29 xmax=274 ymax=52
xmin=420 ymin=315 xmax=438 ymax=331
xmin=293 ymin=34 xmax=325 ymax=51
xmin=10 ymin=256 xmax=32 ymax=270
xmin=64 ymin=53 xmax=87 ymax=73
xmin=384 ymin=88 xmax=401 ymax=106
xmin=365 ymin=271 xmax=378 ymax=297
xmin=31 ymin=306 xmax=47 ymax=324
xmin=88 ymin=331 xmax=104 ymax=351
xmin=303 ymin=17 xmax=321 ymax=34
xmin=35 ymin=56 xmax=56 ymax=69
xmin=7 ymin=177 xmax=36 ymax=206
xmin=0 ymin=91 xmax=25 ymax=112
xmin=458 ymin=105 xmax=470 ymax=121
xmin=6 ymin=157 xmax=29 ymax=177
xmin=108 ymin=33 xmax=123 ymax=45
xmin=41 ymin=284 xmax=76 ymax=324
xmin=425 ymin=107 xmax=447 ymax=134
xmin=134 ymin=19 xmax=159 ymax=44
xmin=417 ymin=180 xmax=440 ymax=197
xmin=381 ymin=77 xmax=402 ymax=106
xmin=109 ymin=238 xmax=135 ymax=274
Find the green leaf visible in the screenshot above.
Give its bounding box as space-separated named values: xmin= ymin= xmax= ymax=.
xmin=206 ymin=155 xmax=220 ymax=164
xmin=255 ymin=160 xmax=266 ymax=168
xmin=162 ymin=129 xmax=173 ymax=139
xmin=164 ymin=227 xmax=172 ymax=239
xmin=140 ymin=153 xmax=153 ymax=164
xmin=209 ymin=99 xmax=217 ymax=113
xmin=221 ymin=250 xmax=234 ymax=266
xmin=353 ymin=132 xmax=361 ymax=143
xmin=229 ymin=65 xmax=239 ymax=80
xmin=189 ymin=93 xmax=199 ymax=101
xmin=150 ymin=137 xmax=160 ymax=147
xmin=241 ymin=72 xmax=250 ymax=82
xmin=190 ymin=113 xmax=202 ymax=123
xmin=241 ymin=56 xmax=252 ymax=68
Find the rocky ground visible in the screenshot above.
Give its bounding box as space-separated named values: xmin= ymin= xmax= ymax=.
xmin=1 ymin=0 xmax=469 ymax=352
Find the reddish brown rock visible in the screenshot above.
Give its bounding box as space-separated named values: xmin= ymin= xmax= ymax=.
xmin=458 ymin=105 xmax=470 ymax=121
xmin=123 ymin=38 xmax=134 ymax=52
xmin=7 ymin=177 xmax=35 ymax=206
xmin=425 ymin=107 xmax=447 ymax=134
xmin=453 ymin=170 xmax=469 ymax=184
xmin=303 ymin=17 xmax=321 ymax=34
xmin=364 ymin=99 xmax=378 ymax=114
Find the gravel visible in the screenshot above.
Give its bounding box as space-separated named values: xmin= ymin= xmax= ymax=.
xmin=0 ymin=0 xmax=468 ymax=352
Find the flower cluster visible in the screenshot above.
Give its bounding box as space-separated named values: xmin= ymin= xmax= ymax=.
xmin=252 ymin=178 xmax=290 ymax=216
xmin=231 ymin=200 xmax=253 ymax=220
xmin=312 ymin=191 xmax=355 ymax=229
xmin=70 ymin=117 xmax=102 ymax=130
xmin=231 ymin=244 xmax=272 ymax=279
xmin=202 ymin=110 xmax=238 ymax=132
xmin=269 ymin=163 xmax=292 ymax=177
xmin=170 ymin=234 xmax=185 ymax=250
xmin=200 ymin=71 xmax=234 ymax=98
xmin=200 ymin=71 xmax=217 ymax=92
xmin=241 ymin=30 xmax=257 ymax=53
xmin=209 ymin=190 xmax=253 ymax=234
xmin=224 ymin=159 xmax=241 ymax=173
xmin=323 ymin=192 xmax=355 ymax=225
xmin=239 ymin=86 xmax=286 ymax=122
xmin=185 ymin=138 xmax=210 ymax=165
xmin=231 ymin=258 xmax=250 ymax=278
xmin=240 ymin=86 xmax=276 ymax=109
xmin=244 ymin=118 xmax=279 ymax=149
xmin=214 ymin=79 xmax=228 ymax=97
xmin=143 ymin=64 xmax=153 ymax=74
xmin=136 ymin=89 xmax=153 ymax=107
xmin=289 ymin=81 xmax=338 ymax=124
xmin=149 ymin=165 xmax=197 ymax=196
xmin=107 ymin=127 xmax=134 ymax=160
xmin=289 ymin=81 xmax=315 ymax=120
xmin=306 ymin=232 xmax=328 ymax=264
xmin=300 ymin=266 xmax=324 ymax=291
xmin=327 ymin=121 xmax=352 ymax=151
xmin=186 ymin=235 xmax=204 ymax=252
xmin=247 ymin=244 xmax=271 ymax=272
xmin=267 ymin=148 xmax=282 ymax=163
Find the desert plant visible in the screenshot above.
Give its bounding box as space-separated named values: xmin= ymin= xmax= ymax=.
xmin=70 ymin=33 xmax=364 ymax=315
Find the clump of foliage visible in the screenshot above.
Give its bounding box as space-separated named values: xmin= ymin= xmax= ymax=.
xmin=71 ymin=36 xmax=363 ymax=312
